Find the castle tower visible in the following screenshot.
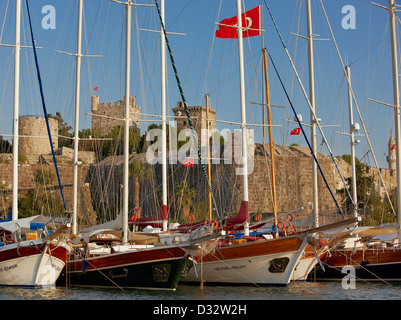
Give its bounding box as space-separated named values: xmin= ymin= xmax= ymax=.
xmin=387 ymin=133 xmax=396 ymax=170
xmin=91 ymin=95 xmax=141 ymax=136
xmin=19 ymin=115 xmax=58 ymax=155
xmin=171 ymin=101 xmax=216 ymax=144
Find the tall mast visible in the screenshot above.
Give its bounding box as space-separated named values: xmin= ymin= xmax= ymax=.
xmin=236 ymin=0 xmax=249 ymax=234
xmin=206 ymin=94 xmax=212 ymax=221
xmin=306 ymin=0 xmax=319 ymax=228
xmin=346 ymin=65 xmax=358 ymax=219
xmin=72 ymin=0 xmax=83 ymax=235
xmin=12 ymin=0 xmax=22 ymax=221
xmin=262 ymin=48 xmax=277 ymax=225
xmin=160 ymin=0 xmax=168 ymax=230
xmin=388 ymin=0 xmax=401 ymax=240
xmin=122 ymin=0 xmax=132 ymax=243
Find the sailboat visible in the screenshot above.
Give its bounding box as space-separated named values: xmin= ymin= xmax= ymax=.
xmin=312 ymin=0 xmax=401 ymax=282
xmin=57 ymin=0 xmax=222 ymax=291
xmin=0 ymin=0 xmax=71 ymax=287
xmin=178 ymin=0 xmax=333 ymax=286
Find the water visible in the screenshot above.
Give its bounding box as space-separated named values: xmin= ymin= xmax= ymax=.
xmin=0 ymin=280 xmax=399 ymax=300
xmin=0 ymin=281 xmax=396 ymax=318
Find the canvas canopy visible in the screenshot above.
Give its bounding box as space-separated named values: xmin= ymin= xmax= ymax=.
xmin=0 ymin=215 xmax=48 ymax=233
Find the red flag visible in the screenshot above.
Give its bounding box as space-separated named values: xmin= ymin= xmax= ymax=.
xmin=183 ymin=159 xmax=194 ymax=167
xmin=391 ymin=144 xmax=396 ymax=150
xmin=290 ymin=128 xmax=301 ymax=135
xmin=215 ymin=5 xmax=261 ymax=39
xmin=94 ymin=87 xmax=98 ymax=91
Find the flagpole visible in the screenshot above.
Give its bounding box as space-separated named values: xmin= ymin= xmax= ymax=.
xmin=236 ymin=0 xmax=249 ymax=236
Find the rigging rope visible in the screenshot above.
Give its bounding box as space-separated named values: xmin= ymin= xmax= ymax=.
xmin=263 ymin=0 xmax=353 ymax=212
xmin=266 ymin=48 xmax=344 ymax=219
xmin=154 ymin=0 xmax=220 ymax=220
xmin=25 ymin=0 xmax=67 ymax=211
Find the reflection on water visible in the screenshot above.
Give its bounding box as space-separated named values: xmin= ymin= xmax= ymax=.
xmin=0 ymin=281 xmax=400 ymax=300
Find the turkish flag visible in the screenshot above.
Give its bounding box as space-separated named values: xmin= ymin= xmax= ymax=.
xmin=183 ymin=159 xmax=194 ymax=167
xmin=94 ymin=87 xmax=98 ymax=91
xmin=290 ymin=128 xmax=301 ymax=135
xmin=391 ymin=144 xmax=396 ymax=150
xmin=216 ymin=5 xmax=261 ymax=39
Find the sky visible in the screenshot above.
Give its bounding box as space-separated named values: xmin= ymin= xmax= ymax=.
xmin=0 ymin=0 xmax=398 ymax=169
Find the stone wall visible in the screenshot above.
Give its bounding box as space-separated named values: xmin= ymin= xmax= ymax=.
xmin=0 ymin=153 xmax=96 ymax=227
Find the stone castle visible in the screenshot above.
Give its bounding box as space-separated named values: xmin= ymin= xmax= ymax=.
xmin=0 ymin=101 xmax=398 ymax=228
xmin=91 ymin=95 xmax=141 ymax=136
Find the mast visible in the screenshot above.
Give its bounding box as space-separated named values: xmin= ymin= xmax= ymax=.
xmin=72 ymin=0 xmax=83 ymax=235
xmin=160 ymin=0 xmax=168 ymax=231
xmin=346 ymin=65 xmax=358 ymax=219
xmin=122 ymin=0 xmax=132 ymax=243
xmin=306 ymin=0 xmax=319 ymax=228
xmin=262 ymin=48 xmax=277 ymax=225
xmin=236 ymin=0 xmax=249 ymax=235
xmin=12 ymin=0 xmax=21 ymax=221
xmin=206 ymin=94 xmax=212 ymax=221
xmin=388 ymin=0 xmax=401 ymax=240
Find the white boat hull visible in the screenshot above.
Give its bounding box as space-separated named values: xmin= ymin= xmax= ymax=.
xmin=0 ymin=239 xmax=69 ymax=287
xmin=182 ymin=236 xmax=308 ymax=286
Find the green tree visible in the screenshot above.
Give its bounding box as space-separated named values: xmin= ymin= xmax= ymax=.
xmin=12 ymin=168 xmax=64 ymax=218
xmin=173 ymin=180 xmax=195 ymax=221
xmin=128 ymin=159 xmax=153 ymax=208
xmin=51 ymin=112 xmax=73 ymax=148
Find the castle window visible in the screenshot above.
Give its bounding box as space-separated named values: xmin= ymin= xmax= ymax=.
xmin=183 ymin=121 xmax=186 ymax=126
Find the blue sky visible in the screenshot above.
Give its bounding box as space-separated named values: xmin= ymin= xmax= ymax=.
xmin=0 ymin=0 xmax=398 ymax=168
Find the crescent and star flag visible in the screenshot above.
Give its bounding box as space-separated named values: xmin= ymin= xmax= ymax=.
xmin=391 ymin=144 xmax=396 ymax=150
xmin=290 ymin=128 xmax=301 ymax=135
xmin=94 ymin=87 xmax=98 ymax=91
xmin=215 ymin=5 xmax=261 ymax=39
xmin=183 ymin=159 xmax=194 ymax=167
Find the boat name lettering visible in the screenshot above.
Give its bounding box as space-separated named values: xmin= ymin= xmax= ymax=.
xmin=109 ymin=267 xmax=128 ymax=279
xmin=214 ymin=265 xmax=246 ymax=272
xmin=0 ymin=264 xmax=18 ymax=272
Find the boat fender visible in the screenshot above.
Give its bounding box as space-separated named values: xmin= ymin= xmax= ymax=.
xmin=188 ymin=213 xmax=195 ymax=222
xmin=81 ymin=260 xmax=88 ymax=273
xmin=277 ymin=221 xmax=286 ymax=230
xmin=255 ymin=213 xmax=262 ymax=222
xmin=288 ymin=221 xmax=296 ymax=232
xmin=210 ymin=221 xmax=218 ymax=230
xmin=131 ymin=213 xmax=138 ymax=221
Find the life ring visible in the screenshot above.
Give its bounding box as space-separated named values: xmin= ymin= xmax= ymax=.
xmin=188 ymin=213 xmax=195 ymax=222
xmin=131 ymin=213 xmax=138 ymax=221
xmin=255 ymin=213 xmax=262 ymax=222
xmin=277 ymin=221 xmax=286 ymax=230
xmin=210 ymin=221 xmax=218 ymax=230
